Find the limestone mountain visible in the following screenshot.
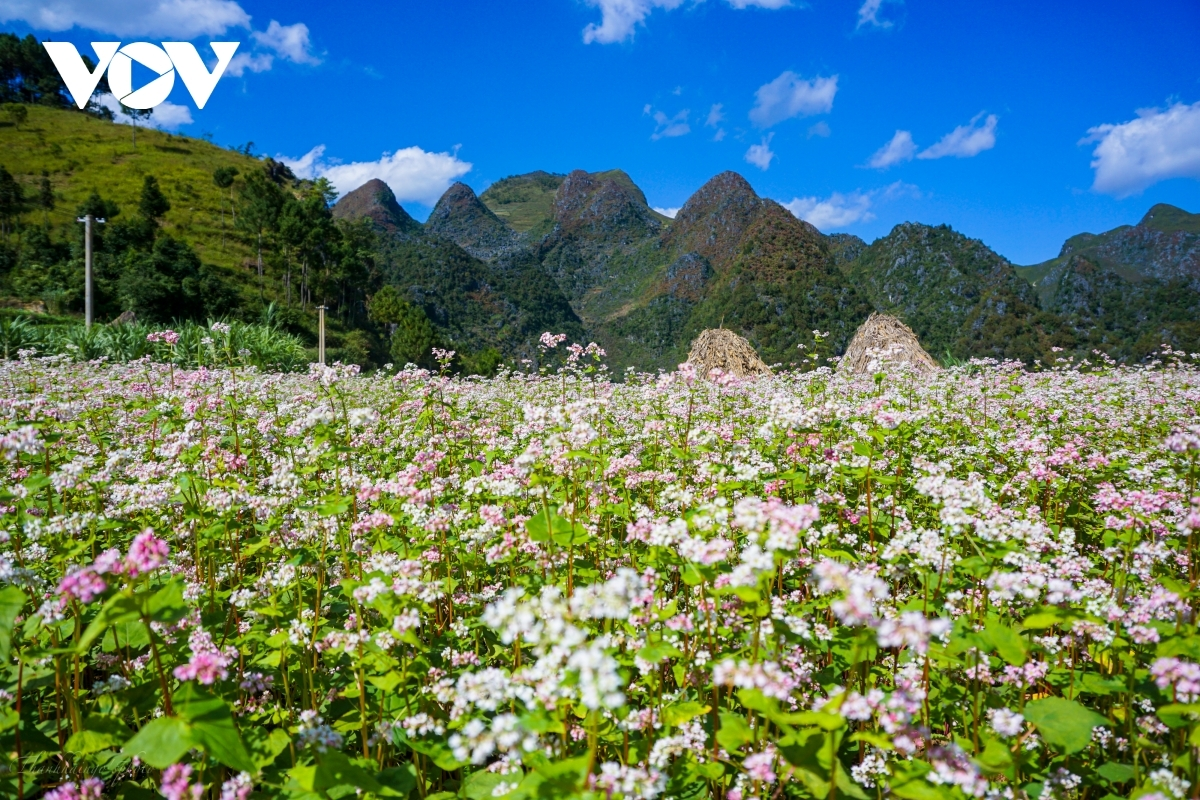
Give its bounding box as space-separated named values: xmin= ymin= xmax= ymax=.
xmin=845 ymin=223 xmax=1052 ymax=363
xmin=331 ymin=178 xmax=421 ymax=236
xmin=648 ymin=172 xmax=872 ymax=365
xmin=475 ymin=168 xmax=872 ymax=371
xmin=480 ymin=171 xmax=565 ymax=236
xmin=1036 ymin=254 xmax=1200 ymax=360
xmin=425 ymin=181 xmax=521 ymax=261
xmin=332 ymin=181 xmax=583 ymax=362
xmin=1017 ymin=203 xmax=1200 ymax=304
xmin=1011 ymin=204 xmax=1200 ymax=360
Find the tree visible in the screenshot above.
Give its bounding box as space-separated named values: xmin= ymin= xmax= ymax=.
xmin=368 ymin=285 xmax=406 ymax=335
xmin=138 ymin=175 xmax=170 ymax=221
xmin=120 ymin=103 xmax=153 ymax=148
xmin=235 ymin=168 xmax=284 ymax=296
xmin=0 ymin=165 xmax=26 ymax=235
xmin=279 ymin=180 xmax=339 ymax=309
xmin=77 ymin=191 xmax=119 ymax=221
xmin=3 ymin=102 xmax=26 ymax=127
xmin=0 ymin=33 xmax=79 ymax=107
xmin=389 ymin=299 xmax=439 ymax=369
xmin=118 ymin=234 xmax=235 ymax=322
xmin=212 ymin=166 xmax=239 ymax=246
xmin=36 ymin=170 xmax=53 ymax=226
xmin=263 ymin=157 xmax=297 ymax=186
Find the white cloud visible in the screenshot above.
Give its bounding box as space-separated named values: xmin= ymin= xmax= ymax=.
xmin=784 ymin=191 xmax=873 ymax=230
xmin=0 ymin=1 xmax=319 ymax=78
xmin=867 ymin=129 xmax=916 ymax=168
xmin=713 ymin=128 xmax=726 ymax=142
xmin=857 ymin=0 xmax=901 ymax=29
xmin=226 ymin=52 xmax=272 ymax=77
xmin=749 ymin=71 xmax=838 ymax=128
xmin=648 ymin=107 xmax=690 ymax=140
xmin=582 ymin=0 xmax=790 ymax=44
xmin=0 ymin=0 xmax=250 ymax=38
xmin=918 ymin=113 xmax=998 ymax=159
xmin=781 ymin=181 xmax=919 ymax=231
xmin=279 ymin=144 xmax=326 ymax=179
xmin=94 ymin=92 xmax=192 ymax=128
xmin=280 ymin=144 xmax=473 ymax=206
xmin=582 ymin=0 xmax=684 ymax=44
xmin=808 ymin=121 xmax=831 ymax=138
xmin=1083 ymin=101 xmax=1200 ymax=197
xmin=654 ymin=206 xmax=680 ymax=218
xmin=251 ymin=20 xmax=319 ymax=65
xmin=745 ymin=133 xmax=776 ymax=170
xmin=705 ymin=103 xmax=725 ymax=127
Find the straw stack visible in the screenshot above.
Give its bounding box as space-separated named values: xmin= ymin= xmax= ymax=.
xmin=839 ymin=312 xmax=940 ymax=376
xmin=686 ymin=328 xmax=772 ymax=378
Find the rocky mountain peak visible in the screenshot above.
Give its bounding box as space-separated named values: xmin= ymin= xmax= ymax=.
xmin=664 ymin=171 xmax=765 ymax=269
xmin=426 ymin=182 xmax=519 ymax=260
xmin=1138 ymin=203 xmax=1200 ymax=235
xmin=552 ymin=169 xmax=661 ymax=239
xmin=332 ymin=179 xmax=420 ymax=235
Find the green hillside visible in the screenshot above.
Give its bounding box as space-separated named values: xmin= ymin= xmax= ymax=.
xmin=0 ymin=104 xmax=260 ymax=272
xmin=480 ymin=171 xmax=564 ymax=234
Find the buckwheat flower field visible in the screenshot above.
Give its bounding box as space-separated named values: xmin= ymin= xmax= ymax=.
xmin=3 ymin=345 xmax=1200 ymax=800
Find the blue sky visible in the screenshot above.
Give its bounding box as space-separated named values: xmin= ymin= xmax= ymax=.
xmin=7 ymin=0 xmax=1200 ymax=264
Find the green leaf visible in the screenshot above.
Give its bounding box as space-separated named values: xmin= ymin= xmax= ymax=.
xmin=463 ymin=771 xmax=507 ymax=800
xmin=1078 ymin=673 xmax=1126 ymax=696
xmin=0 ymin=585 xmax=25 ymax=662
xmin=975 ymin=737 xmax=1013 ymax=774
xmin=122 ymin=715 xmax=193 ymax=769
xmin=317 ymin=496 xmax=351 ymax=516
xmin=397 ymin=732 xmax=465 ymax=771
xmin=1094 ymin=763 xmax=1136 ymax=784
xmin=174 ymin=685 xmax=256 ymax=773
xmin=78 ymin=591 xmax=141 ymax=653
xmin=1024 ymin=697 xmax=1110 ymax=754
xmin=525 ymin=512 xmax=550 ymax=542
xmin=984 ymin=619 xmax=1027 ymax=666
xmin=64 ymin=714 xmax=133 ymax=755
xmin=663 ymin=701 xmax=710 ymax=727
xmin=65 ymin=728 xmax=122 ymax=755
xmin=146 ymin=579 xmax=188 ymax=624
xmin=636 ymin=641 xmax=683 ymax=663
xmin=368 ymin=671 xmax=404 ymax=692
xmin=1020 ymin=610 xmax=1064 ymax=630
xmin=377 ymin=765 xmax=417 ymax=798
xmin=245 ymin=726 xmax=291 ymax=769
xmin=715 ymin=712 xmax=753 ymax=753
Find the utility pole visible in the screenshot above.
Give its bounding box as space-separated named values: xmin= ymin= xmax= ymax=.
xmin=76 ymin=214 xmax=105 ymax=329
xmin=317 ymin=305 xmax=327 ymax=365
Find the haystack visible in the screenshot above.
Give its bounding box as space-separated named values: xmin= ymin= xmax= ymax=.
xmin=686 ymin=328 xmax=772 ymax=378
xmin=839 ymin=312 xmax=940 ymax=376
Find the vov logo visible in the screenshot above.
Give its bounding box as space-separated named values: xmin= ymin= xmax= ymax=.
xmin=43 ymin=42 xmax=240 ymax=110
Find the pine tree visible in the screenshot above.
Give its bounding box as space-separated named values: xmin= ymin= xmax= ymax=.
xmin=0 ymin=165 xmax=25 ymax=236
xmin=138 ymin=175 xmax=170 ymax=221
xmin=388 ymin=298 xmax=438 ymax=369
xmin=37 ymin=170 xmax=53 ymax=227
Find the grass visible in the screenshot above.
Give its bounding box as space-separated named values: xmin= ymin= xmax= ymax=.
xmin=479 ymin=169 xmax=672 ymax=233
xmin=0 ymin=105 xmax=261 ymax=273
xmin=480 ymin=171 xmax=564 ymax=233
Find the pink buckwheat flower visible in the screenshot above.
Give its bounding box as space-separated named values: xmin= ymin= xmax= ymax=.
xmin=45 ymin=778 xmax=104 ymax=800
xmin=124 ymin=529 xmax=169 ymax=577
xmin=161 ymin=763 xmax=204 ymax=800
xmin=57 ymin=567 xmax=107 ymax=604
